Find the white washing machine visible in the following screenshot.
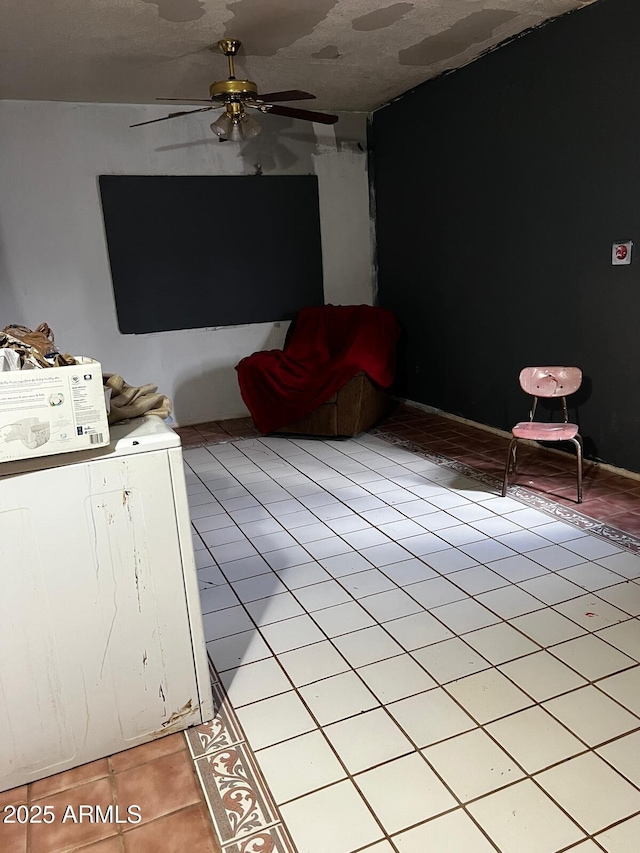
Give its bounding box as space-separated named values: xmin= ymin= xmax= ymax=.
xmin=0 ymin=416 xmax=214 ymax=792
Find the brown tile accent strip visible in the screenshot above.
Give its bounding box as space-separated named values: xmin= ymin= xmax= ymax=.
xmin=187 ymin=681 xmax=243 ymax=760
xmin=221 ymin=824 xmax=296 ymax=853
xmin=187 ymin=673 xmax=296 ymax=852
xmin=195 ymin=745 xmax=282 ymax=847
xmin=372 ymin=428 xmax=640 ymax=554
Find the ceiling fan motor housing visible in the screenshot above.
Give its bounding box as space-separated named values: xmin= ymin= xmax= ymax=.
xmin=209 ymin=79 xmax=258 ymax=101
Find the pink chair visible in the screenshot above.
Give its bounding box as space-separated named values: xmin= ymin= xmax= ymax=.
xmin=502 ymin=367 xmax=584 ymax=503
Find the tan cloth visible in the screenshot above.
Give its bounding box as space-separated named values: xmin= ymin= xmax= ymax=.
xmin=103 ymin=374 xmax=172 ymax=424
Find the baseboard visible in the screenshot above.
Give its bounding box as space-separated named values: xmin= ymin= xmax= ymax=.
xmin=398 ymin=397 xmax=640 ymax=484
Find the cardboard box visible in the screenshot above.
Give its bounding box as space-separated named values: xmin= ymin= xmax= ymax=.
xmin=0 ymin=357 xmax=110 ymax=463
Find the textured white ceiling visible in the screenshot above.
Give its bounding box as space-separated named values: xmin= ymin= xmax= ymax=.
xmin=0 ymin=0 xmax=598 ymax=112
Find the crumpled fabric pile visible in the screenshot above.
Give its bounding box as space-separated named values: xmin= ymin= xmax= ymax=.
xmin=1 ymin=322 xmax=172 ymax=425
xmin=1 ymin=323 xmax=76 ymax=369
xmin=103 ymin=374 xmax=172 ymax=424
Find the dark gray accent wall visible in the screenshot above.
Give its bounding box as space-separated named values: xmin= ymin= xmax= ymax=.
xmin=372 ymin=0 xmax=640 ymax=473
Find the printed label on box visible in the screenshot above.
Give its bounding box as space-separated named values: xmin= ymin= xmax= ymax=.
xmin=0 ymin=358 xmax=110 ymax=463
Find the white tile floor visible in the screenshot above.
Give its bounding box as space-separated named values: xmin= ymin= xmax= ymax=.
xmin=185 ymin=432 xmax=640 ymax=853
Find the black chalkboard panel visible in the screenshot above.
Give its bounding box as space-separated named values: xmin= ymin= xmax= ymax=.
xmin=98 ymin=175 xmax=325 ymax=334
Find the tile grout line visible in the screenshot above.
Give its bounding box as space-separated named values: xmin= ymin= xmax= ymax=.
xmin=184 ymin=428 xmax=640 ymax=852
xmin=186 ymin=670 xmax=299 ymax=853
xmin=373 ymin=429 xmax=640 ymax=553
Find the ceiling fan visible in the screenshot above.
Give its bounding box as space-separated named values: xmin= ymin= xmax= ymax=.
xmin=130 ymin=38 xmax=339 ymax=141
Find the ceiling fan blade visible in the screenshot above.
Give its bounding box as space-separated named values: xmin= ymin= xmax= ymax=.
xmin=262 ymin=104 xmax=339 ymax=125
xmin=253 ymin=90 xmax=316 ymax=103
xmin=156 ymin=98 xmax=215 ymax=104
xmin=130 ymin=107 xmax=214 ymax=127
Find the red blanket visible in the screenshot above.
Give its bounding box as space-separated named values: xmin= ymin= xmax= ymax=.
xmin=236 ymin=304 xmax=400 ymax=433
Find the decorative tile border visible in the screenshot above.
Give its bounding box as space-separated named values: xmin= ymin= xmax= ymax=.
xmin=221 ymin=824 xmax=296 ymax=853
xmin=372 ymin=428 xmax=640 ymax=554
xmin=186 ymin=668 xmax=297 ymax=853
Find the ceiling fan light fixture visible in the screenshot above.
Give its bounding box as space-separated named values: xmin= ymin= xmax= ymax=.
xmin=210 ymin=111 xmax=261 ymax=142
xmin=232 ymin=113 xmax=261 ymax=142
xmin=210 ymin=113 xmax=231 ymax=139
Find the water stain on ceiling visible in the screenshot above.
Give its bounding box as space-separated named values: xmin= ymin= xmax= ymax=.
xmin=399 ymin=9 xmax=520 ymax=65
xmin=351 ymin=3 xmax=414 ymax=32
xmin=312 ymin=45 xmax=342 ymax=59
xmin=141 ymin=0 xmax=205 ymax=23
xmin=0 ymin=0 xmax=597 ymax=109
xmin=223 ymin=0 xmax=340 ymax=55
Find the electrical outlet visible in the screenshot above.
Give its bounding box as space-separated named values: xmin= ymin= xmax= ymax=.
xmin=612 ymin=241 xmax=632 ymax=265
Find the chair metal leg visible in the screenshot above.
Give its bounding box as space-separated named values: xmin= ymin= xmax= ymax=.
xmin=502 ymin=437 xmax=518 ymax=497
xmin=571 ymin=435 xmax=583 ymax=503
